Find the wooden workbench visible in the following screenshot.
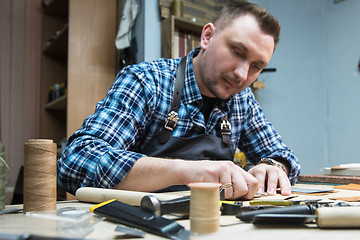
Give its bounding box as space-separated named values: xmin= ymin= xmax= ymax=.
xmin=1 ymin=183 xmax=360 ymax=240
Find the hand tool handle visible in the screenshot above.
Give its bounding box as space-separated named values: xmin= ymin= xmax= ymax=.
xmin=75 ymin=187 xmax=182 ymax=206
xmin=316 ymin=206 xmax=360 ymax=228
xmin=161 ymin=195 xmax=190 ymax=215
xmin=236 ymin=204 xmax=316 ymax=222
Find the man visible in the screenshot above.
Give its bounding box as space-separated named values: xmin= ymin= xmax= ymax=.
xmin=57 ymin=1 xmax=300 ymax=200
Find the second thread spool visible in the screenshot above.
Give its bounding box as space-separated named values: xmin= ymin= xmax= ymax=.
xmin=189 ymin=182 xmax=221 ymax=234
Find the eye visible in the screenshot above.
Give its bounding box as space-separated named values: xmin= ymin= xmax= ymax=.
xmin=252 ymin=63 xmax=261 ymax=71
xmin=232 ymin=48 xmax=244 ymax=58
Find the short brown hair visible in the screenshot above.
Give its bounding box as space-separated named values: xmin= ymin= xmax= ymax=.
xmin=213 ymin=0 xmax=281 ymax=47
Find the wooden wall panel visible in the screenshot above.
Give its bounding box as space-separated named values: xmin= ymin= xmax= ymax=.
xmin=0 ymin=0 xmax=42 ymax=203
xmin=67 ymin=0 xmax=117 ymax=137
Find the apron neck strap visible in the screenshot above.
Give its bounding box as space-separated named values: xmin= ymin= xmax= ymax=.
xmin=159 ymin=56 xmax=232 ymax=145
xmin=220 ymin=115 xmax=231 ymax=146
xmin=159 ymin=56 xmax=187 ymax=144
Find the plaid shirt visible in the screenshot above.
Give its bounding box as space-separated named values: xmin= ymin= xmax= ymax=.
xmin=57 ymin=48 xmax=300 ymax=195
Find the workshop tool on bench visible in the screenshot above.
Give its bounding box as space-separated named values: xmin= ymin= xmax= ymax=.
xmin=249 ymin=198 xmax=323 ymax=207
xmin=236 ymin=203 xmax=317 ymax=222
xmin=251 ymin=206 xmax=360 ymax=228
xmin=75 ymin=187 xmax=182 ymax=205
xmin=316 ymin=206 xmax=360 ymax=228
xmin=252 ymin=214 xmax=317 ymax=225
xmin=225 ymin=199 xmax=320 ymax=217
xmin=140 ymin=195 xmax=190 ymax=216
xmin=249 ymin=199 xmax=295 ymax=206
xmin=140 ymin=193 xmax=244 ymax=216
xmin=77 ymin=186 xmax=245 ymax=216
xmin=140 ymin=194 xmax=275 ymax=216
xmin=238 ymin=201 xmax=360 ymax=229
xmin=90 ymin=199 xmax=192 ymax=240
xmin=139 ymin=184 xmax=239 ymax=216
xmin=221 ymin=202 xmax=275 ymax=215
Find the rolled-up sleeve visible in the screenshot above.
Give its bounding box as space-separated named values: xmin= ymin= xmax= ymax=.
xmin=57 ymin=67 xmax=152 ymax=195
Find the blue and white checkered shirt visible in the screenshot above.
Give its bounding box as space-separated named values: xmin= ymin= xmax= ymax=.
xmin=57 ymin=48 xmax=300 ymax=195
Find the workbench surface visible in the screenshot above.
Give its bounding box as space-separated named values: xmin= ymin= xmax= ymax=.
xmin=1 ymin=183 xmax=360 ymax=240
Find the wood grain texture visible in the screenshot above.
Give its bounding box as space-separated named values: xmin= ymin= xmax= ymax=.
xmin=0 ymin=0 xmax=42 ymax=204
xmin=159 ymin=0 xmax=227 ymax=25
xmin=299 ymin=174 xmax=360 ymax=184
xmin=67 ymin=0 xmax=117 ymax=137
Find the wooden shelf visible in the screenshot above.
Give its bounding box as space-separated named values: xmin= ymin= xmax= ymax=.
xmin=40 ymin=0 xmax=68 ymax=144
xmin=43 ymin=23 xmax=68 ymax=60
xmin=45 ymin=95 xmax=67 ymax=110
xmin=161 ymin=15 xmax=202 ymax=59
xmin=40 ymin=0 xmax=117 ymax=144
xmin=173 ymin=16 xmax=203 ymax=33
xmin=42 ymin=0 xmax=69 ymax=18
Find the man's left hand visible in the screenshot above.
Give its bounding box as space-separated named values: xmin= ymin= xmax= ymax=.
xmin=248 ymin=164 xmax=291 ymax=196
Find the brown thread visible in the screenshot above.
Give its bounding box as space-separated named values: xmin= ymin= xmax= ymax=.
xmin=23 ymin=139 xmax=57 ymax=212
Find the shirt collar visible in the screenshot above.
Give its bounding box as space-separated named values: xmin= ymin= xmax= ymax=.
xmin=182 ymin=47 xmax=203 ymax=106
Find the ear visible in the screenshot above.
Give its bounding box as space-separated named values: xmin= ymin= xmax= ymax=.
xmin=199 ymin=23 xmax=215 ymax=50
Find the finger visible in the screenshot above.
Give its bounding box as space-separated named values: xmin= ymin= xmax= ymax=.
xmin=248 ymin=166 xmax=266 ymax=194
xmin=240 ymin=168 xmax=259 ymax=200
xmin=278 ymin=171 xmax=291 ymax=195
xmin=219 ymin=174 xmax=233 ymax=199
xmin=229 ymin=166 xmax=249 ymax=199
xmin=232 ymin=167 xmax=258 ymax=200
xmin=266 ymin=166 xmax=280 ymax=195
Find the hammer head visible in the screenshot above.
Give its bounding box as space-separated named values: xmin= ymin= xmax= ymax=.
xmin=140 ymin=195 xmax=161 ymax=215
xmin=140 ymin=195 xmax=191 ymax=216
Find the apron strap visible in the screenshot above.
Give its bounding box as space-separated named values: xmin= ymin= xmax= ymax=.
xmin=220 ymin=115 xmax=231 ymax=146
xmin=159 ymin=56 xmax=187 ymax=144
xmin=158 ymin=56 xmax=232 ymax=146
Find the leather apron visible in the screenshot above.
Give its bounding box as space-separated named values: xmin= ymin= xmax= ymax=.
xmin=140 ymin=57 xmax=236 ymax=191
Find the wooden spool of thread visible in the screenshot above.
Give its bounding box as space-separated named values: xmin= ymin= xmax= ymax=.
xmin=188 ymin=182 xmax=221 ymax=234
xmin=0 ymin=141 xmax=5 ymax=211
xmin=23 ymin=139 xmax=57 ymax=212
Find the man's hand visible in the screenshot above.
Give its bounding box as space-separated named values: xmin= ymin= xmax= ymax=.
xmin=177 ymin=160 xmax=259 ymax=200
xmin=248 ymin=164 xmax=291 ymax=196
xmin=116 ymin=157 xmax=259 ymax=200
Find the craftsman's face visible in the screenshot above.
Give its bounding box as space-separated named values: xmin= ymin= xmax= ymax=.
xmin=196 ymin=14 xmax=274 ymax=99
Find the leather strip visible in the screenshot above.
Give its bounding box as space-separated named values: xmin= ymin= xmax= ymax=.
xmin=159 ymin=57 xmax=187 ymax=144
xmin=220 ymin=115 xmax=231 ymax=146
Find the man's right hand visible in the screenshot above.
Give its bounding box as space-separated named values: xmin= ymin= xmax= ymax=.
xmin=115 ymin=157 xmax=259 ymax=200
xmin=177 ymin=160 xmax=259 ymax=200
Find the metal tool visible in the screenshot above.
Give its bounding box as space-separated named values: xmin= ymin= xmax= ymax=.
xmin=90 ymin=199 xmax=192 ymax=240
xmin=140 ymin=195 xmax=190 ymax=216
xmin=248 ymin=205 xmax=360 ymax=228
xmin=221 ymin=202 xmax=275 ymax=215
xmin=252 ymin=214 xmax=317 ymax=225
xmin=236 ymin=203 xmax=317 ymax=222
xmin=140 ymin=194 xmax=245 ymax=216
xmin=249 ymin=198 xmax=323 ymax=207
xmin=140 ymin=186 xmax=232 ymax=216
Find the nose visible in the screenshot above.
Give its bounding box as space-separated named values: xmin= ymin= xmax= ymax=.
xmin=234 ymin=62 xmax=249 ymax=83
